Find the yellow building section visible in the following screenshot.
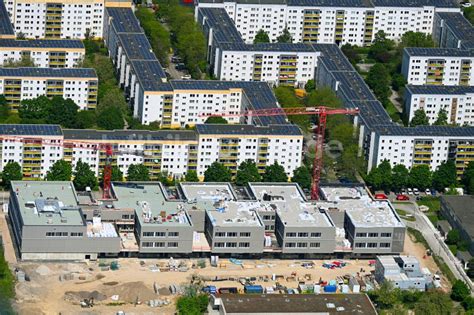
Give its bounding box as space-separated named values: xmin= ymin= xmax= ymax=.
xmin=87 ymin=80 xmax=98 ymax=109
xmin=454 ymin=143 xmax=474 ymax=177
xmin=253 ymin=54 xmax=263 ymax=81
xmin=279 ymin=55 xmax=297 ymax=86
xmin=363 ymin=11 xmax=374 ymax=46
xmin=22 ymin=139 xmax=43 ymax=180
xmin=3 ymin=79 xmax=22 ymax=111
xmin=302 ymin=9 xmax=320 ymax=43
xmin=459 ymin=60 xmax=471 ymax=86
xmin=0 ymin=47 xmax=85 ymax=54
xmin=0 ymin=34 xmax=16 ymax=39
xmin=412 ymin=141 xmax=433 ymax=166
xmin=45 ymin=3 xmax=62 ymax=39
xmin=14 ymin=0 xmax=103 ymax=4
xmin=105 ymin=0 xmax=132 ymax=7
xmin=426 ymin=60 xmax=445 ymax=85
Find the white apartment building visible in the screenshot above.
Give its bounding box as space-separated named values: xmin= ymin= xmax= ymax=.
xmin=0 ymin=68 xmax=98 ymax=111
xmin=405 ymin=85 xmax=474 ymax=126
xmin=401 ymin=48 xmax=474 ymax=86
xmin=3 ymin=0 xmax=131 ymax=39
xmin=215 ymin=43 xmax=319 ymax=87
xmin=197 ymin=0 xmax=460 ymax=46
xmin=0 ymin=39 xmax=85 ymax=68
xmin=0 ymin=124 xmax=303 ymax=181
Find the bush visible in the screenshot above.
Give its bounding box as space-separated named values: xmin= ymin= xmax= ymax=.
xmin=451 ymin=280 xmax=470 ymax=302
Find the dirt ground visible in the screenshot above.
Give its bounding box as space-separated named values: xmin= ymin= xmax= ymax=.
xmin=7 ymin=232 xmax=446 ymax=315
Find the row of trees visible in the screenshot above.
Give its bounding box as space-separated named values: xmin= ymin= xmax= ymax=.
xmin=410 ymin=108 xmax=450 ymax=127
xmin=155 ymin=0 xmax=207 ymax=79
xmin=365 ymin=159 xmax=458 ymax=192
xmin=254 ymin=28 xmax=293 ymax=44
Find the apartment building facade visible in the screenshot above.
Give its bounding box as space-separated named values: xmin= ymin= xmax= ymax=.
xmin=197 ymin=0 xmax=460 ymax=46
xmin=0 ymin=39 xmax=85 ymax=68
xmin=401 ymin=48 xmax=474 ymax=86
xmin=404 ymin=85 xmax=474 ymax=126
xmin=0 ymin=67 xmax=98 ymax=111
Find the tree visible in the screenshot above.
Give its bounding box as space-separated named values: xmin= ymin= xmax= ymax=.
xmin=176 ymin=295 xmax=209 ymax=315
xmin=274 ymin=86 xmax=309 ymax=129
xmin=410 ymin=109 xmax=430 ymax=127
xmin=365 ymin=166 xmax=384 ymax=191
xmin=254 ymin=29 xmax=270 ymax=44
xmin=2 ymin=55 xmax=36 ymax=68
xmin=276 ymin=27 xmax=292 ymax=43
xmin=434 ymin=109 xmax=449 ymax=126
xmin=462 ymin=161 xmax=474 ymax=194
xmin=0 ymin=95 xmax=9 ymax=122
xmin=48 ymin=97 xmax=79 ymax=128
xmin=391 ymin=164 xmax=409 ymax=192
xmin=304 ymin=79 xmax=315 ymax=92
xmin=451 ymin=280 xmax=470 ymax=302
xmin=414 ymin=290 xmax=453 ymax=315
xmin=235 ymin=160 xmax=261 ymax=186
xmin=368 ymin=31 xmax=395 ymax=63
xmin=462 ymin=296 xmax=474 ymax=311
xmin=391 ymin=73 xmax=406 ymax=92
xmin=262 ymin=162 xmax=288 ymax=182
xmin=1 ymin=162 xmax=22 ymax=187
xmin=75 ymin=110 xmax=97 ymax=129
xmin=185 ymin=170 xmax=199 ymax=182
xmin=204 ymin=116 xmax=228 ymax=124
xmin=127 ymin=164 xmax=150 ymax=181
xmin=291 ymin=166 xmax=312 ymax=190
xmin=432 ymin=160 xmax=457 ymax=192
xmin=465 ymin=6 xmax=474 ymax=24
xmin=46 ymin=160 xmax=72 ymax=181
xmin=446 ymin=229 xmax=461 ymax=246
xmin=73 ymin=160 xmax=97 ymax=191
xmin=366 ymin=63 xmax=391 ymax=105
xmin=467 ymin=258 xmax=474 ymax=279
xmin=204 ymin=162 xmax=232 ymax=182
xmin=409 ymin=165 xmax=432 ymax=190
xmin=378 ymin=159 xmax=393 ymax=191
xmin=97 ymin=106 xmax=124 ymax=130
xmin=369 ymin=281 xmax=399 ymax=310
xmin=399 ymin=31 xmax=435 ymax=49
xmin=341 ymin=44 xmax=361 ymax=65
xmin=18 ymin=96 xmax=52 ymax=122
xmin=111 ymin=166 xmax=123 ymax=182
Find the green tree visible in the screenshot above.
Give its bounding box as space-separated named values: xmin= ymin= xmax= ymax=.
xmin=18 ymin=96 xmax=52 ymax=122
xmin=465 ymin=6 xmax=474 ymax=24
xmin=391 ymin=73 xmax=406 ymax=92
xmin=48 ymin=97 xmax=79 ymax=128
xmin=262 ymin=162 xmax=288 ymax=182
xmin=462 ymin=296 xmax=474 ymax=311
xmin=304 ymin=79 xmax=315 ymax=92
xmin=1 ymin=162 xmax=22 ymax=187
xmin=434 ymin=109 xmax=449 ymax=126
xmin=0 ymin=95 xmax=9 ymax=122
xmin=410 ymin=109 xmax=430 ymax=127
xmin=176 ymin=295 xmax=209 ymax=315
xmin=341 ymin=44 xmax=361 ymax=65
xmin=378 ymin=159 xmax=393 ymax=191
xmin=127 ymin=164 xmax=150 ymax=181
xmin=462 ymin=161 xmax=474 ymax=194
xmin=291 ymin=165 xmax=312 ymax=190
xmin=446 ymin=229 xmax=461 ymax=246
xmin=185 ymin=170 xmax=199 ymax=182
xmin=399 ymin=31 xmax=435 ymax=49
xmin=204 ymin=162 xmax=232 ymax=182
xmin=73 ymin=160 xmax=98 ymax=191
xmin=204 ymin=116 xmax=228 ymax=124
xmin=365 ymin=166 xmax=384 ymax=190
xmin=2 ymin=55 xmax=36 ymax=68
xmin=369 ymin=281 xmax=399 ymax=309
xmin=274 ymin=86 xmax=309 ymax=129
xmin=111 ymin=166 xmax=123 ymax=182
xmin=392 ymin=164 xmax=409 ymax=192
xmin=451 ymin=280 xmax=470 ymax=302
xmin=432 ymin=160 xmax=457 ymax=192
xmin=46 ymin=160 xmax=73 ymax=181
xmin=409 ymin=165 xmax=432 ymax=190
xmin=467 ymin=258 xmax=474 ymax=279
xmin=414 ymin=290 xmax=453 ymax=315
xmin=276 ymin=27 xmax=292 ymax=43
xmin=254 ymin=29 xmax=270 ymax=43
xmin=235 ymin=160 xmax=261 ymax=186
xmin=368 ymin=31 xmax=395 ymax=63
xmin=75 ymin=110 xmax=97 ymax=129
xmin=136 ymin=7 xmax=171 ymax=66
xmin=366 ymin=63 xmax=391 ymax=105
xmin=97 ymin=106 xmax=124 ymax=130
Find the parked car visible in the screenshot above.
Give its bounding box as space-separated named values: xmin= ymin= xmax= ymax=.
xmin=374 ymin=193 xmax=388 ymax=200
xmin=413 ymin=188 xmax=420 ymax=196
xmin=407 ymin=188 xmax=413 ymax=195
xmin=461 ymin=2 xmax=472 ymax=7
xmin=431 ymin=189 xmax=437 ymax=196
xmin=396 ymin=194 xmax=410 ymax=201
xmin=401 ymin=188 xmax=407 ymax=194
xmin=181 ymin=74 xmax=192 ymax=80
xmin=175 ymin=63 xmax=186 ymax=71
xmin=425 ymin=188 xmax=431 ymax=194
xmin=171 ymin=56 xmax=182 ymax=63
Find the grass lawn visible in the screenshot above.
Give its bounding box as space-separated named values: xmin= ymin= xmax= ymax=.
xmin=396 ymin=209 xmax=415 ymax=221
xmin=385 ymin=102 xmax=402 ymax=123
xmin=0 ymin=246 xmax=14 ymax=313
xmin=417 ymin=196 xmax=440 ymax=212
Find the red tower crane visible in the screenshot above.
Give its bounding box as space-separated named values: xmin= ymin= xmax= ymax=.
xmin=201 ymin=106 xmax=359 ymax=200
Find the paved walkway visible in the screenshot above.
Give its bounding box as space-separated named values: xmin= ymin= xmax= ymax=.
xmin=0 ymin=212 xmax=17 ymax=265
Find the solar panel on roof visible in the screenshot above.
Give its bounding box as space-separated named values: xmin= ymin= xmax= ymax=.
xmin=0 ymin=39 xmax=84 ymax=49
xmin=0 ymin=124 xmax=63 ymax=136
xmin=0 ymin=68 xmax=97 ymax=78
xmin=0 ymin=0 xmax=14 ymax=36
xmin=106 ymin=7 xmax=143 ymax=33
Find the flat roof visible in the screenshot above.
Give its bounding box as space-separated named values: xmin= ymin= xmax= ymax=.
xmin=436 ymin=12 xmax=474 ymax=44
xmin=180 ymin=182 xmax=236 ymax=202
xmin=10 ymin=181 xmax=85 ymax=226
xmin=118 ymin=33 xmax=156 ymax=61
xmin=196 ymin=124 xmax=302 ymax=136
xmin=206 ymin=201 xmax=264 ymax=227
xmin=314 ymin=44 xmax=354 ymax=71
xmin=288 ymin=0 xmax=373 ymax=6
xmin=111 ymin=183 xmax=192 ymax=227
xmin=0 ymin=67 xmax=97 ymax=78
xmin=320 ymin=186 xmax=404 ymax=228
xmin=106 ymin=7 xmax=143 ymax=34
xmin=372 ymin=0 xmax=458 ymax=7
xmin=0 ymin=39 xmax=84 ymax=49
xmin=218 ymin=293 xmax=377 ymax=314
xmin=220 ymin=42 xmax=317 ymax=52
xmin=406 ymin=85 xmax=474 ymax=95
xmin=0 ymin=124 xmax=63 ymax=136
xmin=0 ymin=0 xmax=14 ymax=36
xmin=131 ymin=60 xmax=168 ymax=91
xmin=198 ymin=8 xmax=244 ymax=44
xmin=441 ymin=195 xmax=474 ymax=238
xmin=62 ymin=129 xmax=197 ymax=142
xmin=404 ymin=47 xmax=474 ymax=57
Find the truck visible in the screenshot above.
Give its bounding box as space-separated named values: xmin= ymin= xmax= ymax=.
xmin=244 ymin=285 xmax=264 ymax=294
xmin=202 ymin=286 xmax=217 ymax=294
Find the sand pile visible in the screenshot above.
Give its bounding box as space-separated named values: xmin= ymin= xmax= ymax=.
xmin=35 ymin=265 xmax=51 ymax=276
xmin=64 ymin=290 xmax=107 ymax=302
xmin=101 ymin=281 xmax=157 ymax=303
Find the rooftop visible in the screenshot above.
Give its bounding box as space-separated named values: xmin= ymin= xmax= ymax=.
xmin=216 ymin=293 xmax=377 ymax=314
xmin=195 ymin=124 xmax=302 ymax=136
xmin=0 ymin=0 xmax=14 ymax=36
xmin=111 ymin=183 xmax=192 ymax=227
xmin=118 ymin=33 xmax=156 ymax=61
xmin=0 ymin=124 xmax=63 ymax=136
xmin=441 ymin=195 xmax=474 ymax=238
xmin=131 ymin=60 xmax=168 ymax=91
xmin=10 ymin=181 xmax=85 ymax=226
xmin=198 ymin=7 xmax=244 ymax=44
xmin=404 ymin=47 xmax=474 ymax=57
xmin=0 ymin=39 xmax=84 ymax=49
xmin=220 ymin=42 xmax=317 ymax=52
xmin=63 ymin=128 xmax=197 ymax=142
xmin=372 ymin=0 xmax=458 ymax=7
xmin=106 ymin=7 xmax=143 ymax=33
xmin=0 ymin=67 xmax=97 ymax=78
xmin=436 ymin=12 xmax=474 ymax=44
xmin=405 ymin=85 xmax=474 ymax=95
xmin=206 ymin=201 xmax=264 ymax=227
xmin=180 ymin=182 xmax=237 ymax=202
xmin=314 ymin=44 xmax=354 ymax=71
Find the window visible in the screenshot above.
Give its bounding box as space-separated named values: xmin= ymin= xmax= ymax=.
xmin=240 ymin=232 xmax=251 ymax=237
xmin=168 ymin=232 xmax=179 ymax=237
xmin=70 ymin=232 xmax=83 ymax=237
xmin=356 ymin=233 xmax=367 ymax=237
xmin=368 ymin=243 xmax=378 ymax=248
xmin=368 ymin=233 xmax=378 ymax=238
xmin=311 ymin=232 xmax=321 ymax=238
xmin=286 ymin=232 xmax=297 ymax=237
xmin=216 ymin=232 xmax=226 ymax=237
xmin=142 ymin=242 xmax=154 ymax=247
xmin=298 ymin=232 xmax=308 ymax=237
xmin=215 ymin=242 xmax=225 ymax=248
xmin=168 ymin=242 xmax=179 ymax=248
xmin=143 ymin=232 xmax=154 ymax=237
xmin=154 ymin=242 xmax=165 ymax=247
xmin=355 ymin=242 xmax=366 ymax=248
xmin=310 ymin=242 xmax=320 ymax=248
xmin=239 ymin=242 xmax=250 ymax=248
xmin=46 ymin=232 xmax=54 ymax=237
xmin=381 ymin=233 xmax=392 ymax=238
xmin=380 ymin=243 xmax=391 ymax=248
xmin=226 ymin=242 xmax=237 ymax=248
xmin=227 ymin=232 xmax=237 ymax=237
xmin=297 ymin=242 xmax=308 ymax=248
xmin=155 ymin=232 xmax=166 ymax=237
xmin=285 ymin=242 xmax=296 ymax=248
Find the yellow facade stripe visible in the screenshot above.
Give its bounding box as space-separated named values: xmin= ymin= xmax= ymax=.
xmin=105 ymin=1 xmax=132 ymax=7
xmin=0 ymin=47 xmax=85 ymax=53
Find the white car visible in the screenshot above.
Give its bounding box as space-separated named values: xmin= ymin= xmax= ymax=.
xmin=413 ymin=188 xmax=419 ymax=195
xmin=181 ymin=74 xmax=192 ymax=80
xmin=425 ymin=188 xmax=431 ymax=194
xmin=407 ymin=188 xmax=413 ymax=195
xmin=462 ymin=2 xmax=472 ymax=7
